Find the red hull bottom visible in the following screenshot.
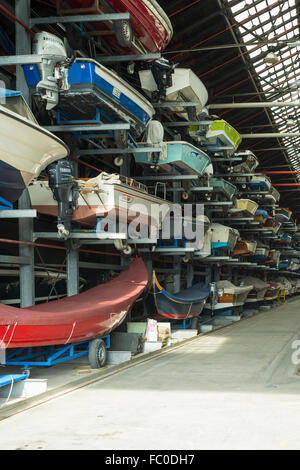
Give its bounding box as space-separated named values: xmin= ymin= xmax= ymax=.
xmin=0 ymin=258 xmax=148 ymax=348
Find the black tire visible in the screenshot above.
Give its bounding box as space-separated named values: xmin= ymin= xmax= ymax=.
xmin=88 ymin=338 xmax=107 ymax=369
xmin=115 ymin=19 xmax=134 ymax=47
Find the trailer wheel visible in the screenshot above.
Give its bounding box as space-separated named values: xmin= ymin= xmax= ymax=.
xmin=88 ymin=338 xmax=107 ymax=369
xmin=115 ymin=19 xmax=134 ymax=47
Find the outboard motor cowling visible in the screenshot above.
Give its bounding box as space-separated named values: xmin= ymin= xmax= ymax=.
xmin=47 ymin=159 xmax=75 ymax=238
xmin=151 ymin=58 xmax=175 ymax=102
xmin=33 ymin=31 xmax=70 ymax=110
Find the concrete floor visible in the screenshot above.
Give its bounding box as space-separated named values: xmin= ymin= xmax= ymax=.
xmin=1 ymin=300 xmax=300 ymax=450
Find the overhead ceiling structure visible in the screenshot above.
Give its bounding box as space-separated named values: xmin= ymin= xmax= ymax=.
xmin=163 ymin=0 xmax=300 ymax=217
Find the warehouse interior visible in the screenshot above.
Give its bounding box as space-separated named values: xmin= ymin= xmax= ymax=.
xmin=0 ymin=0 xmax=300 ymax=451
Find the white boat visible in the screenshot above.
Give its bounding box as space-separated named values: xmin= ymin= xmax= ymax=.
xmin=264 ymin=282 xmax=282 ymax=300
xmin=0 ymin=91 xmax=68 ymax=205
xmin=266 ymin=249 xmax=280 ymax=268
xmin=210 ymin=223 xmax=240 ymax=253
xmin=264 ymin=217 xmax=281 ymax=234
xmin=209 ymin=280 xmax=253 ymax=308
xmin=139 ymin=67 xmax=208 ymax=118
xmin=265 ymin=186 xmax=280 ymax=204
xmin=277 ymin=277 xmax=293 ymax=296
xmin=29 ymin=172 xmax=172 ymax=231
xmin=238 ymin=276 xmax=269 ymax=302
xmin=250 ymin=244 xmax=269 ymax=261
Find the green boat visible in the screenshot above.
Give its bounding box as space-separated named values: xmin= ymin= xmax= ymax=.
xmin=189 ymin=119 xmax=242 ymax=157
xmin=134 ymin=141 xmax=211 ymax=175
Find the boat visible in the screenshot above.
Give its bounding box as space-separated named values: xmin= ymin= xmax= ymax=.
xmin=147 ymin=273 xmax=210 ymax=320
xmin=266 ymin=249 xmax=280 ymax=268
xmin=54 ymin=0 xmax=173 ymax=54
xmin=264 ymin=217 xmax=281 ymax=234
xmin=158 ymin=215 xmax=211 ymax=253
xmin=275 ymin=207 xmax=292 ymax=223
xmin=264 ymin=282 xmax=281 ymax=300
xmin=209 ymin=280 xmax=253 ymax=307
xmin=233 ymin=199 xmax=258 ymax=216
xmin=210 ymin=223 xmax=240 ymax=254
xmin=209 ymin=177 xmax=237 ymax=200
xmin=134 ymin=141 xmax=211 ymax=176
xmin=232 ymin=239 xmax=257 ymax=258
xmin=231 ymin=150 xmax=259 ymax=174
xmin=29 ymin=172 xmax=172 ymax=229
xmin=204 ymin=120 xmax=242 ymax=157
xmin=0 ymin=90 xmax=68 ymax=205
xmin=254 ymin=209 xmax=269 ymax=224
xmin=277 ymin=276 xmax=293 ymax=296
xmin=0 ymin=257 xmax=148 ymax=348
xmin=279 ymin=259 xmax=290 ymax=270
xmin=265 ymin=186 xmax=280 ymax=204
xmin=248 ymin=175 xmax=271 ymax=192
xmin=277 ymin=233 xmax=292 ymax=244
xmin=238 ymin=276 xmax=269 ymax=302
xmin=139 ymin=67 xmax=208 ymax=118
xmin=290 ymin=258 xmax=300 ymax=271
xmin=250 ymin=243 xmax=269 ymax=262
xmin=24 ymin=55 xmax=155 ymax=136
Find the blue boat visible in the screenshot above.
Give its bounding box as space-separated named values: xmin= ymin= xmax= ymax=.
xmin=147 ymin=274 xmax=210 ymax=320
xmin=23 ymin=58 xmax=155 ymax=137
xmin=134 ymin=141 xmax=211 ymax=176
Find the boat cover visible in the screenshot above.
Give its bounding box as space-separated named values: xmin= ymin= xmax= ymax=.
xmin=0 ymin=258 xmax=148 ymax=348
xmin=148 ymin=274 xmax=210 ymax=320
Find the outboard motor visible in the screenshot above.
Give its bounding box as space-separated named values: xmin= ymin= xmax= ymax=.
xmin=46 ymin=159 xmax=76 ymax=238
xmin=33 ymin=31 xmax=71 ymax=110
xmin=151 ymin=58 xmax=175 ymax=102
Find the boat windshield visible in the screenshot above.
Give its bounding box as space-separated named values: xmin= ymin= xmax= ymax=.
xmin=1 ymin=95 xmax=38 ymax=124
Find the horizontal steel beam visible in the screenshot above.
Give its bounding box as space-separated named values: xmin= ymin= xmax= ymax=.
xmin=98 ymin=53 xmax=160 ymax=62
xmin=208 ymin=101 xmax=300 ymax=109
xmin=44 ymin=123 xmax=130 ymax=132
xmin=0 ymin=55 xmax=42 ymax=66
xmin=0 ymin=210 xmax=37 ymax=218
xmin=241 ymin=133 xmax=300 ymax=138
xmin=30 ymin=13 xmax=130 ymax=25
xmin=78 ymin=147 xmax=161 ymax=156
xmin=0 ymin=255 xmax=31 ymax=265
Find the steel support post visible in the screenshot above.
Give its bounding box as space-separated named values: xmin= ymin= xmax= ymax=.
xmin=18 ymin=190 xmax=35 ymax=307
xmin=15 ymin=0 xmax=31 ymax=104
xmin=66 ymin=240 xmax=79 ymax=297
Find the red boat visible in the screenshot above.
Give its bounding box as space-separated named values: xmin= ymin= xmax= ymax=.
xmin=55 ymin=0 xmax=173 ymax=54
xmin=0 ymin=258 xmax=148 ymax=348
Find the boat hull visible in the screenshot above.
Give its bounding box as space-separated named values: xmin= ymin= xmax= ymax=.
xmin=29 ymin=174 xmax=172 ymax=228
xmin=0 ymin=105 xmax=68 ymax=203
xmin=234 ymin=199 xmax=258 ymax=216
xmin=25 ymin=60 xmax=155 ymax=136
xmin=211 ymin=223 xmax=239 ymax=252
xmin=55 ymin=0 xmax=173 ymax=54
xmin=139 ymin=68 xmax=208 ymax=118
xmin=134 ymin=141 xmax=211 ymax=176
xmin=148 ymin=274 xmax=210 ymax=320
xmin=205 ymin=120 xmax=242 ymax=157
xmin=0 ymin=258 xmax=148 ymax=348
